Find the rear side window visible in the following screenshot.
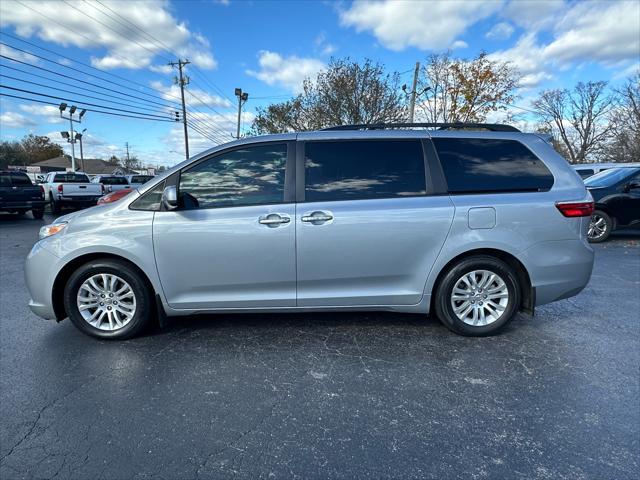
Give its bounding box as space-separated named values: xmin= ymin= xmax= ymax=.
xmin=54 ymin=173 xmax=90 ymax=183
xmin=304 ymin=140 xmax=426 ymax=202
xmin=432 ymin=138 xmax=554 ymax=193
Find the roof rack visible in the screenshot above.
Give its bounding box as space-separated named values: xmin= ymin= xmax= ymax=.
xmin=321 ymin=122 xmax=521 ymax=133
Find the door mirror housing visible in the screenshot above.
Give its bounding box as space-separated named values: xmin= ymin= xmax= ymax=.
xmin=626 ymin=181 xmax=640 ymax=191
xmin=162 ymin=185 xmax=178 ymax=210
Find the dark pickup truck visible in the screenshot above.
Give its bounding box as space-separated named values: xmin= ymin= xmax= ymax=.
xmin=0 ymin=171 xmax=46 ymax=219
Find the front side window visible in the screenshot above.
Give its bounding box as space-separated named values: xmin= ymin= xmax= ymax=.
xmin=178 ymin=143 xmax=288 ymax=209
xmin=433 ymin=138 xmax=554 ymax=193
xmin=304 ymin=140 xmax=426 ymax=202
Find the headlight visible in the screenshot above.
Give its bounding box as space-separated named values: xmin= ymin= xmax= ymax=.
xmin=39 ymin=222 xmax=68 ymax=240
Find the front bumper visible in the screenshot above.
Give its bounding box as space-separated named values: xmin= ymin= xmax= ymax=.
xmin=25 ymin=241 xmax=61 ymax=320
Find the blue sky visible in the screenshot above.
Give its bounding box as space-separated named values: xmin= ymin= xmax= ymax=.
xmin=1 ymin=0 xmax=638 ymax=167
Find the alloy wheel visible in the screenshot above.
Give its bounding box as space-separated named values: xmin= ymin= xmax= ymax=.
xmin=450 ymin=270 xmax=509 ymax=326
xmin=76 ymin=273 xmax=137 ymax=331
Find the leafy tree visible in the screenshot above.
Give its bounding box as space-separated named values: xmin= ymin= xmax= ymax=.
xmin=532 ymin=81 xmax=613 ymax=164
xmin=252 ymin=58 xmax=407 ymax=134
xmin=20 ymin=134 xmax=64 ymax=164
xmin=417 ymin=52 xmax=520 ymax=123
xmin=108 ymin=155 xmax=120 ymax=165
xmin=602 ymin=74 xmax=640 ymax=162
xmin=0 ymin=134 xmax=63 ymax=168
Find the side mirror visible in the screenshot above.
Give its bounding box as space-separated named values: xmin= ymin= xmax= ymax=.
xmin=162 ymin=185 xmax=178 ymax=210
xmin=623 ymin=181 xmax=640 ymax=192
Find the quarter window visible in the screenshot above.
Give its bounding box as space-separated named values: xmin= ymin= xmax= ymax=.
xmin=432 ymin=138 xmax=554 ymax=193
xmin=179 ymin=143 xmax=287 ymax=209
xmin=304 ymin=140 xmax=426 ymax=202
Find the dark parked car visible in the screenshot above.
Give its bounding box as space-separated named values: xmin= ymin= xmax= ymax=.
xmin=0 ymin=171 xmax=46 ymax=219
xmin=585 ymin=166 xmax=640 ymax=242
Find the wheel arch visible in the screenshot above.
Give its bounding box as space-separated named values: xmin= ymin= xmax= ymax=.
xmin=429 ymin=248 xmax=534 ymax=316
xmin=52 ymin=253 xmax=157 ymax=321
xmin=593 ymin=204 xmax=617 ymax=228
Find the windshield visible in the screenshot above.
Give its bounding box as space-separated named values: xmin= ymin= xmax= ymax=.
xmin=584 ymin=167 xmax=640 ymax=188
xmin=54 ymin=173 xmax=90 ymax=183
xmin=131 ymin=175 xmax=153 ymax=184
xmin=100 ymin=177 xmax=129 ymax=185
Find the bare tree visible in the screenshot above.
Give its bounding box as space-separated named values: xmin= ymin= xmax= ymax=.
xmin=602 ymin=74 xmax=640 ymax=162
xmin=533 ymin=81 xmax=614 ymax=163
xmin=252 ymin=59 xmax=407 ymax=134
xmin=417 ymin=52 xmax=520 ymax=124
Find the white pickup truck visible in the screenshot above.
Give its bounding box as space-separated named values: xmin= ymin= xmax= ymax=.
xmin=42 ymin=171 xmax=104 ymax=214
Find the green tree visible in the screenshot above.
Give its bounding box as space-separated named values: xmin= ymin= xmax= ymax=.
xmin=20 ymin=134 xmax=64 ymax=164
xmin=0 ymin=140 xmax=27 ymax=169
xmin=417 ymin=52 xmax=520 ymax=123
xmin=252 ymin=58 xmax=407 ymax=134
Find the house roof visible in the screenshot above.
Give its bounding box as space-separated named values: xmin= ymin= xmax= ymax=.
xmin=32 ymin=156 xmax=138 ymax=175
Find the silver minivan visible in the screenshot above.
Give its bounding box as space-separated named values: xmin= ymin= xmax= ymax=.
xmin=25 ymin=124 xmax=595 ymax=340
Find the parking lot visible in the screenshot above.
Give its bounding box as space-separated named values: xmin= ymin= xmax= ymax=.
xmin=0 ymin=212 xmax=638 ymax=480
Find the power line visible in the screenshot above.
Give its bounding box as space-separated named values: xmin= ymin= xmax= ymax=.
xmin=0 ymin=92 xmax=174 ymax=122
xmin=0 ymin=73 xmax=171 ymax=116
xmin=0 ymin=43 xmax=183 ymax=110
xmin=0 ymin=85 xmax=173 ymax=120
xmin=0 ymin=30 xmax=183 ymax=106
xmin=0 ymin=63 xmax=176 ymax=113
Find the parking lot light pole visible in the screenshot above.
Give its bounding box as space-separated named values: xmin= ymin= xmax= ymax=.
xmin=235 ymin=88 xmax=249 ymax=139
xmin=59 ymin=104 xmax=86 ymax=172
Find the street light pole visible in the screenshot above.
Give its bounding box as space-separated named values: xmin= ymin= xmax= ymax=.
xmin=76 ymin=128 xmax=86 ymax=172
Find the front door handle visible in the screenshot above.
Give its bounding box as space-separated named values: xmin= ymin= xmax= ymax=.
xmin=258 ymin=214 xmax=291 ymax=227
xmin=301 ymin=211 xmax=333 ymax=223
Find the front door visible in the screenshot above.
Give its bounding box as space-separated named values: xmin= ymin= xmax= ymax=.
xmin=295 ymin=138 xmax=454 ymax=307
xmin=153 ymin=142 xmax=296 ymax=310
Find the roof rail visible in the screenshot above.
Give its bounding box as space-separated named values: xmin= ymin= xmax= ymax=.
xmin=321 ymin=122 xmax=521 ymax=133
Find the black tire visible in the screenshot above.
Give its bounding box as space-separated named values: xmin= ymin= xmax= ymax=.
xmin=588 ymin=210 xmax=612 ymax=243
xmin=49 ymin=193 xmax=61 ymax=214
xmin=32 ymin=208 xmax=44 ymax=219
xmin=63 ymin=259 xmax=153 ymax=340
xmin=434 ymin=255 xmax=521 ymax=337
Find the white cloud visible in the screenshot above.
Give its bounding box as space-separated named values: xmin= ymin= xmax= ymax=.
xmin=0 ymin=0 xmax=217 ymax=71
xmin=0 ymin=43 xmax=39 ymax=63
xmin=315 ymin=32 xmax=337 ymax=56
xmin=450 ymin=40 xmax=468 ymax=50
xmin=246 ymin=51 xmax=326 ymax=93
xmin=339 ymin=0 xmax=502 ymax=51
xmin=490 ymin=1 xmax=639 ymax=88
xmin=19 ymin=104 xmax=64 ymax=124
xmin=485 ymin=22 xmax=514 ymax=40
xmin=502 ymin=0 xmax=565 ymax=30
xmin=543 ymin=1 xmax=640 ymax=66
xmin=150 ymin=81 xmax=233 ymax=109
xmin=1 ymin=111 xmax=36 ymax=128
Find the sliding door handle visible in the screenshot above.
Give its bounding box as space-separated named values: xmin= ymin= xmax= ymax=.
xmin=259 ymin=214 xmax=291 ymax=227
xmin=301 ymin=211 xmax=333 ymax=223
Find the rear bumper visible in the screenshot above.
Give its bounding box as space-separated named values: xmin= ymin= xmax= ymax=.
xmin=0 ymin=200 xmax=46 ymax=211
xmin=56 ymin=195 xmax=100 ymax=206
xmin=519 ymin=239 xmax=594 ymax=306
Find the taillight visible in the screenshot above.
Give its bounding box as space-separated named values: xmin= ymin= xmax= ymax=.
xmin=556 ymin=201 xmax=594 ymax=217
xmin=57 ymin=184 xmax=63 ymax=193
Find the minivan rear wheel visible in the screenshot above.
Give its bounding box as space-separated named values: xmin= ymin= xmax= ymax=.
xmin=434 ymin=256 xmax=520 ymax=336
xmin=64 ymin=259 xmax=152 ymax=340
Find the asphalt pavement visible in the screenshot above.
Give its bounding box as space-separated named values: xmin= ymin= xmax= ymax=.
xmin=1 ymin=212 xmax=639 ymax=480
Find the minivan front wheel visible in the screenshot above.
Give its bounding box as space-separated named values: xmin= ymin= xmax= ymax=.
xmin=64 ymin=259 xmax=152 ymax=340
xmin=434 ymin=256 xmax=520 ymax=336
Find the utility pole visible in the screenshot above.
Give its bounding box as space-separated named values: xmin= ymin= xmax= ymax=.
xmin=234 ymin=88 xmax=249 ymax=139
xmin=125 ymin=141 xmax=130 ymax=168
xmin=75 ymin=128 xmax=86 ymax=172
xmin=169 ymin=59 xmax=190 ymax=160
xmin=409 ymin=62 xmax=420 ymax=123
xmin=59 ymin=104 xmax=86 ymax=171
